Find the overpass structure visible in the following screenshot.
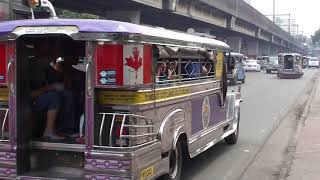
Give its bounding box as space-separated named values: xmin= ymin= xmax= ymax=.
xmin=51 ymin=0 xmax=307 ymax=57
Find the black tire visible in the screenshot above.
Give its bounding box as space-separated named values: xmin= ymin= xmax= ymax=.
xmin=266 ymin=69 xmax=270 ymax=74
xmin=225 ymin=108 xmax=240 ymax=145
xmin=241 ymin=78 xmax=245 ymax=83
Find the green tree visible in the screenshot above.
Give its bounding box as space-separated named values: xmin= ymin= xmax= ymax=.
xmin=57 ymin=9 xmax=99 ymax=19
xmin=312 ymin=28 xmax=320 ymax=46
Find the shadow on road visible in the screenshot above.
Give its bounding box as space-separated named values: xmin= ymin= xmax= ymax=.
xmin=181 ymin=142 xmax=234 ymax=180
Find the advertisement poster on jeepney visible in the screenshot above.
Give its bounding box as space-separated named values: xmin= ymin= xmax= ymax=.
xmin=215 ymin=52 xmax=224 ymax=80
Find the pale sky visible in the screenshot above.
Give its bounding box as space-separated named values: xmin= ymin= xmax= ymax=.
xmin=250 ymin=0 xmax=319 ymax=36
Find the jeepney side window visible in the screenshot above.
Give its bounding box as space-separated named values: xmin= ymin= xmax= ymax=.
xmin=155 ymin=46 xmax=216 ymax=84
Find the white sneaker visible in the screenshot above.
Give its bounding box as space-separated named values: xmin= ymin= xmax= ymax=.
xmin=43 ymin=132 xmax=65 ymax=141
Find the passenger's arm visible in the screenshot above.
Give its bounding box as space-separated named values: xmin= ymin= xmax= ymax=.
xmin=30 ymin=84 xmax=55 ymax=98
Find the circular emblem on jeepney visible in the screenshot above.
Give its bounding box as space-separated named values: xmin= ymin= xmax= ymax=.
xmin=202 ymin=96 xmax=211 ymax=129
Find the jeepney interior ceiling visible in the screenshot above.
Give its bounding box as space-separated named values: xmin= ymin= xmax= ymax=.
xmin=158 ymin=45 xmax=213 ymax=59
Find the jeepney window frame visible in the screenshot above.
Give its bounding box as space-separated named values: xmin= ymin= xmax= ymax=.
xmin=155 ymin=45 xmax=217 ymax=85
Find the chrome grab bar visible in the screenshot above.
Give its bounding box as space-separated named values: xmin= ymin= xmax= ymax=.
xmin=86 ymin=62 xmax=92 ymax=96
xmin=98 ymin=113 xmax=106 ymax=147
xmin=119 ymin=114 xmax=126 ymax=148
xmin=98 ymin=112 xmax=154 ymax=148
xmin=0 ymin=108 xmax=9 ymax=141
xmin=108 ymin=114 xmax=116 ymax=146
xmin=7 ymin=60 xmax=14 ymax=95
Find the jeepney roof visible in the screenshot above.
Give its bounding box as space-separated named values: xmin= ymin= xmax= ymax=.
xmin=230 ymin=52 xmax=244 ymax=57
xmin=0 ymin=19 xmax=230 ymax=50
xmin=278 ymin=53 xmax=301 ymax=56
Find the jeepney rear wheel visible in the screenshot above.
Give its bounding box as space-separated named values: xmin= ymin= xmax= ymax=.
xmin=225 ymin=108 xmax=240 ymax=145
xmin=168 ymin=141 xmax=182 ymax=180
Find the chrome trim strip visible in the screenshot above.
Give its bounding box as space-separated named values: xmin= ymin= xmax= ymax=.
xmin=190 ymin=128 xmax=236 ymax=158
xmin=0 ymin=108 xmax=9 ymax=140
xmin=108 ymin=114 xmax=116 ymax=146
xmin=99 ymin=113 xmax=106 ymax=147
xmin=119 ymin=114 xmax=127 ymax=148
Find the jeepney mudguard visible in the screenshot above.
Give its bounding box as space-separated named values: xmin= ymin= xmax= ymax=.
xmin=158 ymin=108 xmax=185 ymax=153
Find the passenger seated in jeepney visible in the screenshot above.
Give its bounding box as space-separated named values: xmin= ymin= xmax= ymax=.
xmin=182 ymin=61 xmax=209 ymax=78
xmin=57 ymin=52 xmax=85 ymax=136
xmin=29 ymin=41 xmax=66 ymax=141
xmin=30 ymin=41 xmax=85 ymax=141
xmin=156 ymin=60 xmax=179 ymax=82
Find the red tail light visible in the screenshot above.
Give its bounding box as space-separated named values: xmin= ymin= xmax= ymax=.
xmin=113 ymin=115 xmax=128 ymax=147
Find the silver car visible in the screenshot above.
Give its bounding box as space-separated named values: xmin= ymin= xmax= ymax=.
xmin=266 ymin=56 xmax=279 ymax=74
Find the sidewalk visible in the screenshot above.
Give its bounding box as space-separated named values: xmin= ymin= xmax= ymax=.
xmin=286 ymin=77 xmax=320 ymax=180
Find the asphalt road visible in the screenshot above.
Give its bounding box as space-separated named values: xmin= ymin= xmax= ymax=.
xmin=181 ymin=69 xmax=318 ymax=180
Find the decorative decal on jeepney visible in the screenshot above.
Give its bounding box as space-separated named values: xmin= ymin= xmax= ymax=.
xmin=85 ymin=174 xmax=130 ymax=180
xmin=202 ymin=96 xmax=210 ymax=129
xmin=85 ymin=158 xmax=131 ymax=170
xmin=0 ymin=152 xmax=15 ymax=162
xmin=98 ymin=87 xmax=191 ymax=105
xmin=215 ymin=52 xmax=224 ymax=80
xmin=96 ymin=44 xmax=152 ymax=86
xmin=123 ymin=45 xmax=144 ymax=85
xmin=191 ymin=94 xmax=226 ymax=135
xmin=99 ymin=70 xmax=116 ymax=85
xmin=0 ymin=167 xmax=16 ymax=177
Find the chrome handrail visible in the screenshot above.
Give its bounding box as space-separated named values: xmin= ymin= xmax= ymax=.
xmin=0 ymin=108 xmax=9 ymax=141
xmin=98 ymin=112 xmax=154 ymax=148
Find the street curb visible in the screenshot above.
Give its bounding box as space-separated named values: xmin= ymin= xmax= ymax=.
xmin=237 ymin=72 xmax=319 ymax=180
xmin=278 ymin=73 xmax=319 ymax=180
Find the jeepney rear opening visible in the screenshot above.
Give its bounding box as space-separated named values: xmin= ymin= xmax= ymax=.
xmin=284 ymin=55 xmax=294 ymax=69
xmin=15 ymin=34 xmax=86 ymax=178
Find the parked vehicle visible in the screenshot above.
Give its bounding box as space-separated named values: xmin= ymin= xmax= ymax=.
xmin=244 ymin=59 xmax=261 ymax=72
xmin=0 ymin=4 xmax=242 ymax=180
xmin=308 ymin=57 xmax=320 ymax=68
xmin=227 ymin=52 xmax=246 ymax=85
xmin=257 ymin=56 xmax=269 ymax=69
xmin=266 ymin=56 xmax=279 ymax=74
xmin=277 ymin=53 xmax=303 ymax=79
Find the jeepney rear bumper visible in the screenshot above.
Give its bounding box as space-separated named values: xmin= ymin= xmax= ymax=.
xmin=85 ymin=141 xmax=169 ymax=180
xmin=278 ymin=70 xmax=300 ymax=75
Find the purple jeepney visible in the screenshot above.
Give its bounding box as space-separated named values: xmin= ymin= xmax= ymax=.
xmin=0 ymin=18 xmax=241 ymax=180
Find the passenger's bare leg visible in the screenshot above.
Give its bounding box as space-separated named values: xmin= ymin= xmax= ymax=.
xmin=44 ymin=109 xmax=58 ymax=134
xmin=43 ymin=109 xmax=65 ymax=140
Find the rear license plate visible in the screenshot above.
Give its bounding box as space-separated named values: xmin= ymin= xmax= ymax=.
xmin=140 ymin=166 xmax=154 ymax=180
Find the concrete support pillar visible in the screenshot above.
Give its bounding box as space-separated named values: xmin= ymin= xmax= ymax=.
xmin=260 ymin=43 xmax=271 ymax=56
xmin=248 ymin=40 xmax=259 ymax=58
xmin=270 ymin=46 xmax=278 ymax=56
xmin=105 ymin=11 xmax=141 ymax=24
xmin=226 ymin=37 xmax=242 ymax=53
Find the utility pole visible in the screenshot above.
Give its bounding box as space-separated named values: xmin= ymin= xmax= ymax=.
xmin=273 ymin=0 xmax=275 ymax=22
xmin=288 ymin=13 xmax=291 ymax=35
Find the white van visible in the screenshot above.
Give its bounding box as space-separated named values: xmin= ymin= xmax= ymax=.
xmin=308 ymin=57 xmax=320 ymax=68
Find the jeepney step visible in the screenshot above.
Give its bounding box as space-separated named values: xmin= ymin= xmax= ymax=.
xmin=31 ymin=141 xmax=85 ymax=152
